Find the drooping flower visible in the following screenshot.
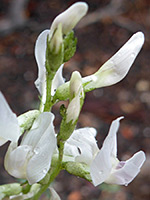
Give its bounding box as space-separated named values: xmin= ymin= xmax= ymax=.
xmin=4 ymin=112 xmax=56 ymax=185
xmin=0 ymin=92 xmax=20 ymax=146
xmin=83 ymin=32 xmax=145 ymax=91
xmin=64 ymin=117 xmax=146 ymax=186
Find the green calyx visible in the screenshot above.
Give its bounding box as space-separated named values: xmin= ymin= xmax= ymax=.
xmin=46 ymin=36 xmax=64 ymax=73
xmin=62 ymin=161 xmax=92 ymax=182
xmin=0 ymin=183 xmax=22 ymax=199
xmin=18 ymin=110 xmax=40 ymax=134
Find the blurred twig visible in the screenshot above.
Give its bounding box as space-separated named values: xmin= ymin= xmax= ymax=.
xmin=0 ymin=0 xmax=29 ymax=35
xmin=77 ymin=0 xmax=126 ymax=28
xmin=77 ymin=0 xmax=142 ymax=32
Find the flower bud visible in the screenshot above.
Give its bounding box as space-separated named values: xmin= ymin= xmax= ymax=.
xmin=69 ymin=71 xmax=83 ymax=99
xmin=66 ymin=71 xmax=84 ymax=123
xmin=49 ymin=23 xmax=63 ymax=54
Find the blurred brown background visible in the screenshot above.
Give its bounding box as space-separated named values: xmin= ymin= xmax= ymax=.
xmin=0 ymin=0 xmax=150 ymax=199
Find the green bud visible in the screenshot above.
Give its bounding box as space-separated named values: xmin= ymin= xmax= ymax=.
xmin=54 ymin=81 xmax=70 ymax=101
xmin=58 ymin=117 xmax=76 ymax=142
xmin=63 ymin=31 xmax=77 ymax=62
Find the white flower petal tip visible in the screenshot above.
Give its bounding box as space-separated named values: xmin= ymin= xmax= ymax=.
xmin=133 ymin=31 xmax=145 ymax=46
xmin=50 ymin=2 xmax=88 ymax=35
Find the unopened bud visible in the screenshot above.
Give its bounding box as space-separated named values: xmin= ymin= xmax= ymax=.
xmin=49 ymin=23 xmax=63 ymax=54
xmin=70 ymin=71 xmax=82 ymax=99
xmin=66 ymin=71 xmax=84 ymax=123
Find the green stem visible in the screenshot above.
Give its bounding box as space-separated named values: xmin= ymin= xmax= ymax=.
xmin=43 ymin=72 xmax=55 ymax=112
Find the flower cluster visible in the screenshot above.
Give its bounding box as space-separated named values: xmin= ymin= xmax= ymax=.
xmin=0 ymin=2 xmax=146 ymax=199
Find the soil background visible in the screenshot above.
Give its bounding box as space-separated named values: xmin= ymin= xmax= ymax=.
xmin=0 ymin=0 xmax=150 ymax=199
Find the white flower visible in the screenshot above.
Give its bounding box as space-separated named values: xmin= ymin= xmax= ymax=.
xmin=64 ymin=117 xmax=146 ymax=186
xmin=4 ymin=112 xmax=56 ymax=185
xmin=90 ymin=117 xmax=146 ymax=186
xmin=0 ymin=92 xmax=20 ymax=146
xmin=82 ymin=32 xmax=145 ymax=90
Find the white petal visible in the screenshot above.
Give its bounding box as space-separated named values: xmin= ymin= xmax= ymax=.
xmin=64 ymin=127 xmax=99 ymax=165
xmin=64 ymin=142 xmax=79 ymax=158
xmin=106 ymin=151 xmax=146 ymax=185
xmin=0 ymin=137 xmax=8 ymax=146
xmin=103 ymin=116 xmax=124 ymax=157
xmin=0 ymin=92 xmax=20 ymax=145
xmin=49 ymin=187 xmax=61 ymax=200
xmin=51 ymin=64 xmax=65 ymax=96
xmin=90 ymin=145 xmax=112 ymax=186
xmin=4 ymin=142 xmax=32 ymax=179
xmin=70 ymin=71 xmax=82 ymax=98
xmin=83 ymin=32 xmax=144 ymax=90
xmin=21 ymin=112 xmax=54 ymax=147
xmin=50 ymin=2 xmax=88 ymax=37
xmin=25 ymin=112 xmax=57 ymax=184
xmin=66 ymin=95 xmax=80 ymax=123
xmin=90 ymin=117 xmax=123 ymax=186
xmin=34 ymin=30 xmax=49 ymax=95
